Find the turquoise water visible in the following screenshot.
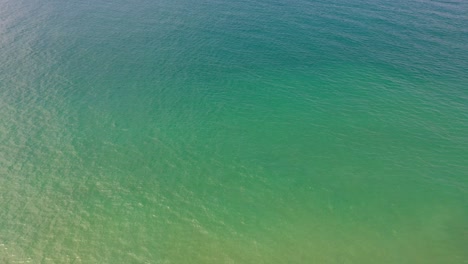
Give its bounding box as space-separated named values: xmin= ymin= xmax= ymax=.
xmin=1 ymin=0 xmax=467 ymax=263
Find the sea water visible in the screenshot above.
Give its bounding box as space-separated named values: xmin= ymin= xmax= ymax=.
xmin=1 ymin=0 xmax=467 ymax=263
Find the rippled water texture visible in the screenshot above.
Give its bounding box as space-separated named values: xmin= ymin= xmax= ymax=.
xmin=1 ymin=0 xmax=467 ymax=263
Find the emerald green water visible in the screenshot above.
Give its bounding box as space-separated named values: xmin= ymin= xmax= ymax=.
xmin=1 ymin=0 xmax=467 ymax=263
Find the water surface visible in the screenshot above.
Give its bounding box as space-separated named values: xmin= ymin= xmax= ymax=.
xmin=1 ymin=0 xmax=467 ymax=263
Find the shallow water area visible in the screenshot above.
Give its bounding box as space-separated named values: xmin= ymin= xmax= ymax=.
xmin=1 ymin=0 xmax=467 ymax=263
